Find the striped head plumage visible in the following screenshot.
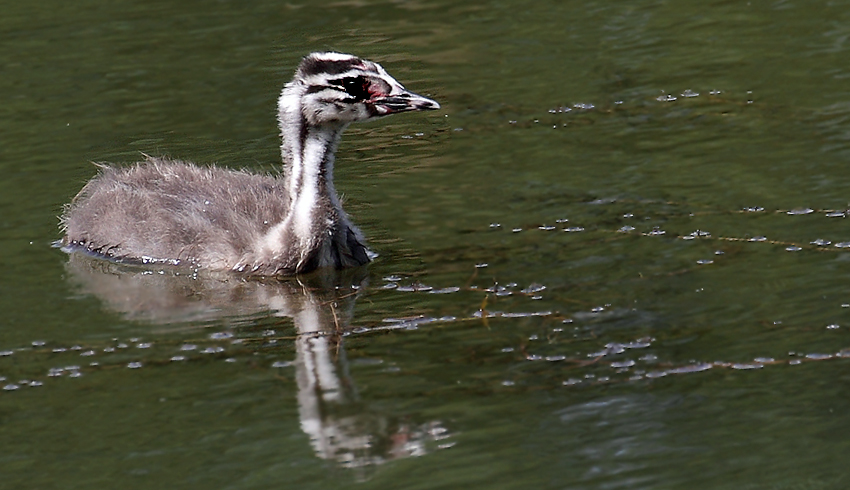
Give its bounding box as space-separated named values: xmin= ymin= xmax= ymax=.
xmin=281 ymin=52 xmax=440 ymax=127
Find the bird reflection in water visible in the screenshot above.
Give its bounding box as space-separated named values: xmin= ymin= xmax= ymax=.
xmin=64 ymin=253 xmax=452 ymax=469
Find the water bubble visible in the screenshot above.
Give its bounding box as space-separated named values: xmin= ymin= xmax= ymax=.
xmin=80 ymin=350 xmax=95 ymax=357
xmin=52 ymin=348 xmax=67 ymax=353
xmin=563 ymin=227 xmax=585 ymax=232
xmin=170 ymin=356 xmax=186 ymax=362
xmin=748 ymin=236 xmax=767 ymax=242
xmin=786 ymin=246 xmax=802 ymax=252
xmin=645 ymin=371 xmax=668 ymax=378
xmin=681 ymin=89 xmax=699 ymax=98
xmin=811 ymin=239 xmax=831 ymax=246
xmin=383 ymin=275 xmax=403 ymax=282
xmin=272 ymin=361 xmax=293 ymax=368
xmin=225 ymin=358 xmax=237 ymax=363
xmin=501 ymin=347 xmax=515 ymax=353
xmin=826 ymin=212 xmax=846 ymax=218
xmin=0 ymin=350 xmax=13 ymax=357
xmin=397 ymin=283 xmax=433 ymax=292
xmin=29 ymin=381 xmax=43 ymax=387
xmin=3 ymin=384 xmax=20 ymax=391
xmin=562 ymin=378 xmax=582 ymax=386
xmin=556 ymin=218 xmax=569 ymax=223
xmin=538 ymin=225 xmax=556 ymax=231
xmin=511 ymin=228 xmax=522 ymax=233
xmin=787 ymin=208 xmax=814 ymax=215
xmin=573 ymin=102 xmax=595 ymax=109
xmin=127 ymin=362 xmax=143 ymax=369
xmin=136 ymin=343 xmax=152 ymax=349
xmin=754 ymin=357 xmax=775 ymax=363
xmin=805 ymin=353 xmax=832 ymax=360
xmin=430 ymin=287 xmax=461 ymax=294
xmin=475 ymin=263 xmax=489 ymax=268
xmin=521 ymin=283 xmax=546 ymax=294
xmin=611 ymin=360 xmax=636 ymax=368
xmin=696 ymin=259 xmax=714 ymax=265
xmin=180 ymin=344 xmax=197 ymax=351
xmin=648 ymin=228 xmax=666 ymax=236
xmin=731 ymin=363 xmax=763 ymax=370
xmin=202 ymin=347 xmax=225 ymax=354
xmin=618 ymin=226 xmax=635 ymax=233
xmin=489 ymin=223 xmax=501 ymax=228
xmin=501 ymin=380 xmax=515 ymax=386
xmin=656 ymin=94 xmax=677 ymax=102
xmin=835 ymin=242 xmax=850 ymax=248
xmin=827 ymin=324 xmax=840 ymax=330
xmin=103 ymin=347 xmax=115 ymax=353
xmin=32 ymin=340 xmax=46 ymax=347
xmin=545 ymin=355 xmax=566 ymax=362
xmin=668 ymin=363 xmax=713 ymax=374
xmin=744 ymin=207 xmax=764 ymax=212
xmin=209 ymin=332 xmax=233 ymax=340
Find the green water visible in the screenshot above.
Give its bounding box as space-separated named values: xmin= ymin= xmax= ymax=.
xmin=4 ymin=1 xmax=850 ymax=488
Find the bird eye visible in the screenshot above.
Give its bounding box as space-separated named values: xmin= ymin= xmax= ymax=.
xmin=342 ymin=76 xmax=370 ymax=101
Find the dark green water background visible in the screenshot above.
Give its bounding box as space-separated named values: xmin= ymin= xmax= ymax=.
xmin=4 ymin=1 xmax=850 ymax=488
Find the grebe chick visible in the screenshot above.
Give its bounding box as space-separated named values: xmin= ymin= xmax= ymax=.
xmin=60 ymin=52 xmax=440 ymax=276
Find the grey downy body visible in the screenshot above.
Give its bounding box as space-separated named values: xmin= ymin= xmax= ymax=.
xmin=60 ymin=52 xmax=439 ymax=276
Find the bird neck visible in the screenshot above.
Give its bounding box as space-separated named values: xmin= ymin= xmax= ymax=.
xmin=274 ymin=90 xmax=351 ymax=263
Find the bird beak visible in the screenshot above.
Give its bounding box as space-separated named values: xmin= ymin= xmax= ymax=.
xmin=373 ymin=89 xmax=440 ymax=115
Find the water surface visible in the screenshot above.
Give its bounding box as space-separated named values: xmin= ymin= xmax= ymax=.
xmin=3 ymin=1 xmax=850 ymax=488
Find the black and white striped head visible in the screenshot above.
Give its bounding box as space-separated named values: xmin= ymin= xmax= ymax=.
xmin=281 ymin=52 xmax=440 ymax=127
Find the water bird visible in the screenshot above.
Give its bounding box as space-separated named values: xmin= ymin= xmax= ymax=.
xmin=60 ymin=52 xmax=440 ymax=275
